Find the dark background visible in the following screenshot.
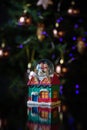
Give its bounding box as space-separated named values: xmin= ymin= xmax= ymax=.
xmin=0 ymin=0 xmax=87 ymax=129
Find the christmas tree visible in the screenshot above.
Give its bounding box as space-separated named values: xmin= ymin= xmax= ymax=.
xmin=0 ymin=0 xmax=87 ymax=102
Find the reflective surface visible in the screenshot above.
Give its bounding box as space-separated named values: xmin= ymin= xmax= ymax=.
xmin=27 ymin=105 xmax=61 ymax=130
xmin=0 ymin=95 xmax=87 ymax=130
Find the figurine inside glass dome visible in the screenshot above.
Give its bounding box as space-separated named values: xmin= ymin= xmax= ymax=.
xmin=27 ymin=59 xmax=60 ymax=85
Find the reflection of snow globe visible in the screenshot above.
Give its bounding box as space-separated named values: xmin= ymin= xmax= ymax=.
xmin=35 ymin=59 xmax=54 ymax=81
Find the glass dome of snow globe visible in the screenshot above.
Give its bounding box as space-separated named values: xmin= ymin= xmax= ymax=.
xmin=35 ymin=59 xmax=54 ymax=80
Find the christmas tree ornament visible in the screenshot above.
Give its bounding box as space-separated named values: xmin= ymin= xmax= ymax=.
xmin=3 ymin=51 xmax=9 ymax=57
xmin=37 ymin=0 xmax=53 ymax=10
xmin=25 ymin=16 xmax=32 ymax=25
xmin=58 ymin=31 xmax=65 ymax=37
xmin=18 ymin=16 xmax=25 ymax=25
xmin=0 ymin=49 xmax=3 ymax=57
xmin=1 ymin=40 xmax=6 ymax=48
xmin=77 ymin=37 xmax=86 ymax=54
xmin=18 ymin=13 xmax=32 ymax=26
xmin=67 ymin=1 xmax=80 ymax=15
xmin=36 ymin=23 xmax=45 ymax=41
xmin=53 ymin=29 xmax=58 ymax=38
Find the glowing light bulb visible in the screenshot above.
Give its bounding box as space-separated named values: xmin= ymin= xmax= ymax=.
xmin=68 ymin=8 xmax=73 ymax=14
xmin=28 ymin=63 xmax=31 ymax=68
xmin=19 ymin=16 xmax=25 ymax=23
xmin=75 ymin=90 xmax=79 ymax=94
xmin=56 ymin=65 xmax=61 ymax=73
xmin=53 ymin=29 xmax=58 ymax=37
xmin=60 ymin=58 xmax=64 ymax=64
xmin=0 ymin=49 xmax=3 ymax=56
xmin=55 ymin=22 xmax=59 ymax=27
xmin=1 ymin=42 xmax=5 ymax=48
